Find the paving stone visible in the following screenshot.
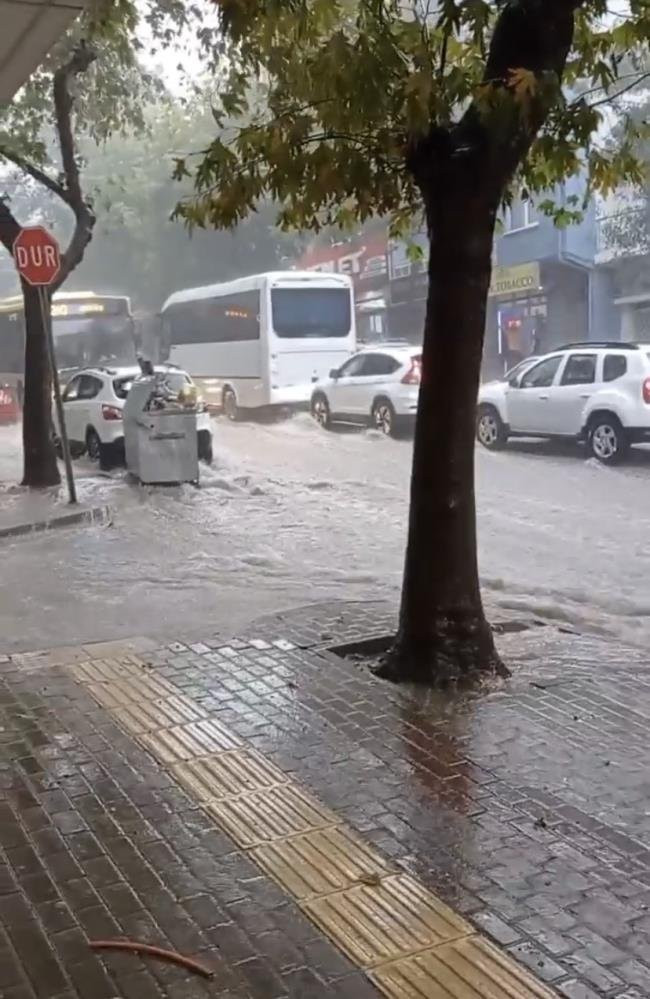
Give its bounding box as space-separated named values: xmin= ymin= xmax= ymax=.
xmin=5 ymin=602 xmax=650 ymax=997
xmin=506 ymin=940 xmax=567 ymax=983
xmin=473 ymin=910 xmax=522 ymax=946
xmin=557 ymin=980 xmax=603 ymax=999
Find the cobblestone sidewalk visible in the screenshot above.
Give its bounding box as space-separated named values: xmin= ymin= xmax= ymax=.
xmin=2 ymin=602 xmax=650 ymax=998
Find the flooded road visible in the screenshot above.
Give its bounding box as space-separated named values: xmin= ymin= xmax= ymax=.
xmin=1 ymin=416 xmax=649 ymax=652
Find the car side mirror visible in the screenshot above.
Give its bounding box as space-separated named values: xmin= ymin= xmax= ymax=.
xmin=329 ymin=368 xmax=340 ymax=379
xmin=508 ymin=375 xmax=521 ymax=388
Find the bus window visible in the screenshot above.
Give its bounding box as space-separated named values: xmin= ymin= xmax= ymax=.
xmin=271 ymin=287 xmax=351 ymax=338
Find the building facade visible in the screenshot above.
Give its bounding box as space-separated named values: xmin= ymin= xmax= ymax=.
xmin=297 ymin=231 xmax=390 ymax=343
xmin=594 ymin=194 xmax=650 ymax=342
xmin=483 ymin=178 xmax=608 ymax=379
xmin=297 ymin=176 xmax=628 ymax=374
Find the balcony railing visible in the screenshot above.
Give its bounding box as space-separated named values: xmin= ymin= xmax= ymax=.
xmin=596 ymin=204 xmax=650 ymax=261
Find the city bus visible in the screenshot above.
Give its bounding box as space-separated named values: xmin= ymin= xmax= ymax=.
xmin=0 ymin=291 xmax=136 ymax=390
xmin=159 ymin=271 xmax=356 ymax=417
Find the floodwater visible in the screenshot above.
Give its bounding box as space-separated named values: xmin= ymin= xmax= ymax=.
xmin=0 ymin=416 xmax=649 ymax=652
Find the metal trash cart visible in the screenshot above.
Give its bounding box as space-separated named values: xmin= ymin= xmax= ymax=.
xmin=123 ymin=362 xmax=200 ymax=485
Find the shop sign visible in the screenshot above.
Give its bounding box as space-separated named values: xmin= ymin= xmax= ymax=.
xmin=489 ymin=262 xmax=540 ymax=298
xmin=299 ymin=233 xmax=388 ymax=290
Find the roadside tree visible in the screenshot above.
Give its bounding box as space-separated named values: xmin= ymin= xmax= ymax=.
xmin=0 ymin=3 xmax=184 ymax=488
xmin=180 ymin=0 xmax=649 ymax=682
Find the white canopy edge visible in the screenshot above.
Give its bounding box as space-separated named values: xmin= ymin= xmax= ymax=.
xmin=0 ymin=0 xmax=86 ymax=103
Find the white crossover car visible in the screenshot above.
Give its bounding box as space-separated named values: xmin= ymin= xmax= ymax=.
xmin=477 ymin=342 xmax=650 ymax=464
xmin=56 ymin=365 xmax=214 ymax=469
xmin=310 ymin=344 xmax=421 ymax=437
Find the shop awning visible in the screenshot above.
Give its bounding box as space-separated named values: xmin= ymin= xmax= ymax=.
xmin=0 ymin=0 xmax=86 ymax=104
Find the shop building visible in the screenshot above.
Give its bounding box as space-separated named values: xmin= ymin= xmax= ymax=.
xmin=484 ymin=179 xmax=603 ymax=379
xmin=594 ymin=195 xmax=650 ymax=342
xmin=297 ymin=178 xmax=613 ymax=373
xmin=298 ymin=232 xmax=389 ymax=343
xmin=385 ymin=232 xmax=428 ymax=343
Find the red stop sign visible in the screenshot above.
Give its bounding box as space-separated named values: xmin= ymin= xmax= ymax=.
xmin=13 ymin=226 xmax=61 ymax=286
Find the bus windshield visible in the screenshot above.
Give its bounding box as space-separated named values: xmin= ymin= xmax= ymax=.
xmin=271 ymin=287 xmax=351 ymax=339
xmin=0 ymin=294 xmax=136 ymax=380
xmin=53 ymin=299 xmax=135 ymax=374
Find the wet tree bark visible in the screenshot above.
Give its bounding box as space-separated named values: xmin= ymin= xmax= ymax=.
xmin=21 ymin=284 xmax=59 ymax=488
xmin=377 ymin=0 xmax=581 ymax=683
xmin=378 ymin=182 xmax=504 ymax=682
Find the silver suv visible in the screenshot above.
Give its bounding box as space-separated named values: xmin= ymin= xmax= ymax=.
xmin=477 ymin=342 xmax=650 ymax=464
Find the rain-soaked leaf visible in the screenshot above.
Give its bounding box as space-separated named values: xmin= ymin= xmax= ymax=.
xmin=175 ymin=0 xmax=650 ymax=238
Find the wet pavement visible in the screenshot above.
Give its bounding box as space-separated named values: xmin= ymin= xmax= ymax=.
xmin=2 ymin=415 xmax=650 ymax=654
xmin=2 ymin=601 xmax=650 ymax=996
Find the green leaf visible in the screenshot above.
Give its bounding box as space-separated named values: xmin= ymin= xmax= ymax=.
xmin=172 ymin=0 xmax=650 ymax=247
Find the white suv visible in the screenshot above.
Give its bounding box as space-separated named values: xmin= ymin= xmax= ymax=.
xmin=310 ymin=344 xmax=421 ymax=437
xmin=477 ymin=342 xmax=650 ymax=464
xmin=56 ymin=365 xmax=214 ymax=470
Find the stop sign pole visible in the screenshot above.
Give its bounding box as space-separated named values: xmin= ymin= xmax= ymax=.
xmin=12 ymin=227 xmax=77 ymax=504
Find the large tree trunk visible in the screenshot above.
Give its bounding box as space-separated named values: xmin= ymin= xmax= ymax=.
xmin=375 ymin=0 xmax=581 ymax=685
xmin=379 ymin=182 xmax=506 ymax=683
xmin=21 ymin=283 xmax=60 ymax=488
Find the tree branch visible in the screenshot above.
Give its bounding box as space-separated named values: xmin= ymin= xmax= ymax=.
xmin=587 ymin=72 xmax=650 ymax=110
xmin=52 ymin=41 xmax=98 ymax=288
xmin=0 ymin=147 xmax=71 ymax=205
xmin=0 ymin=197 xmax=21 ymax=254
xmin=409 ymin=0 xmax=587 ymax=194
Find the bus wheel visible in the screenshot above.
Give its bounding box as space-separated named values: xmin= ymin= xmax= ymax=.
xmin=223 ymin=388 xmax=240 ymax=422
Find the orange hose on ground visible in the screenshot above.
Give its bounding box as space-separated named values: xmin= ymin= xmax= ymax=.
xmin=89 ymin=939 xmax=214 ymax=979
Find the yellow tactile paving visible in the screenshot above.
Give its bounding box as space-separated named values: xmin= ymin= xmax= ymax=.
xmin=370 ymin=935 xmax=557 ymax=998
xmin=63 ymin=643 xmax=556 ymax=999
xmin=87 ymin=675 xmax=177 ymax=708
xmin=206 ymin=784 xmax=337 ymax=848
xmin=20 ymin=637 xmax=157 ymax=670
xmin=112 ymin=696 xmax=208 ymax=735
xmin=138 ymin=718 xmax=242 ymax=763
xmin=81 ymin=636 xmax=157 ymax=657
xmin=70 ymin=654 xmax=155 ymax=684
xmin=304 ymin=874 xmax=472 ymax=967
xmin=71 ymin=660 xmax=138 ymax=684
xmin=252 ymin=826 xmax=391 ymax=900
xmin=172 ymin=750 xmax=287 ymax=802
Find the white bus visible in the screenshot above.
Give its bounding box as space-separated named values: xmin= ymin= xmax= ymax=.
xmin=159 ymin=271 xmax=356 ymax=418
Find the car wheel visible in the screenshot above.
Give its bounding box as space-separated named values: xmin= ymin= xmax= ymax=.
xmin=371 ymin=398 xmax=397 ymax=437
xmin=223 ymin=387 xmax=239 ymax=422
xmin=86 ymin=428 xmax=101 ymax=462
xmin=198 ymin=431 xmax=213 ymax=464
xmin=588 ymin=415 xmax=628 ymax=465
xmin=311 ymin=393 xmax=331 ymax=430
xmin=476 ymin=405 xmax=508 ymax=450
xmin=98 ymin=440 xmax=123 ymax=472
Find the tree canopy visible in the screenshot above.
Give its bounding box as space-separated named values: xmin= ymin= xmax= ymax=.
xmin=6 ymin=97 xmax=302 ymax=309
xmin=177 ymin=0 xmax=650 ymax=237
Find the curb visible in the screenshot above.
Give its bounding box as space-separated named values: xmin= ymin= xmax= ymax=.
xmin=0 ymin=504 xmax=112 ymax=540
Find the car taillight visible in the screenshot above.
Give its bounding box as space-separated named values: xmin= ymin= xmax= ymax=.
xmin=643 ymin=378 xmax=650 ymax=404
xmin=101 ymin=405 xmax=122 ymax=421
xmin=401 ymin=359 xmax=421 ymax=385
